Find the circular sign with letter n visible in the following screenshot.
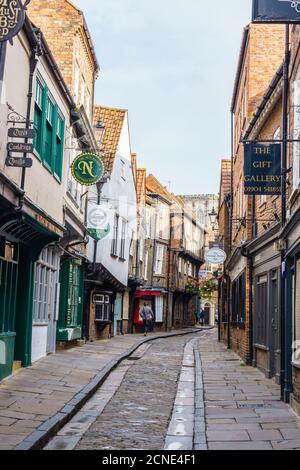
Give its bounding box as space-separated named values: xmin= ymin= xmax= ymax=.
xmin=71 ymin=153 xmax=105 ymax=186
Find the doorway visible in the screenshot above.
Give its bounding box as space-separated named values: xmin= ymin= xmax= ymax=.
xmin=269 ymin=270 xmax=280 ymax=381
xmin=204 ymin=303 xmax=211 ymax=325
xmin=32 ymin=247 xmax=60 ymax=362
xmin=114 ymin=293 xmax=123 ymax=336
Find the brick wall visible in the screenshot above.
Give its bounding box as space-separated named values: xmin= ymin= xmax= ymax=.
xmin=228 ymin=24 xmax=285 ymax=364
xmin=27 ymin=0 xmax=97 ymax=120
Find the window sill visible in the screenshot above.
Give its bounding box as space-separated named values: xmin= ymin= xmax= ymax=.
xmin=111 ymin=254 xmax=118 ymax=259
xmin=119 ymin=257 xmax=126 ymax=262
xmin=292 ymin=361 xmax=300 ymax=370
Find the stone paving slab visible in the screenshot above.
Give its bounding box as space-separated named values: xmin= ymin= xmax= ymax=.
xmin=0 ymin=328 xmax=202 ymax=450
xmin=197 ymin=329 xmax=300 ymax=451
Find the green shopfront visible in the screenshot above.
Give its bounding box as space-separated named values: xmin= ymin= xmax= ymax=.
xmin=0 ymin=210 xmax=60 ymax=382
xmin=57 ymin=258 xmax=84 ymax=342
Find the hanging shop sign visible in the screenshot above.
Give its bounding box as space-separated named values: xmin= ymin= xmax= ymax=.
xmin=8 ymin=127 xmax=36 ymax=139
xmin=252 ymin=0 xmax=300 ymax=23
xmin=87 ymin=202 xmax=111 ymax=241
xmin=244 ymin=143 xmax=282 ymax=195
xmin=71 ymin=152 xmax=105 ymax=186
xmin=7 ymin=142 xmax=33 ymax=153
xmin=6 ymin=156 xmax=32 ymax=168
xmin=0 ymin=0 xmax=31 ymax=43
xmin=205 ymin=248 xmax=227 ymax=265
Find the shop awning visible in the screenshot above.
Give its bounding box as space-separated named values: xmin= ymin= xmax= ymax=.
xmin=0 ymin=213 xmax=60 ymax=253
xmin=135 ymin=290 xmax=166 ymax=298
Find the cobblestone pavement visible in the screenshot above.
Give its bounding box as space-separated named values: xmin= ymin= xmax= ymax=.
xmin=198 ymin=330 xmax=300 ymax=450
xmin=75 ymin=335 xmax=200 ymax=450
xmin=0 ymin=329 xmax=199 ymax=450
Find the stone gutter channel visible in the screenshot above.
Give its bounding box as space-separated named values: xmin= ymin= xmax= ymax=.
xmin=164 ymin=337 xmax=208 ymax=451
xmin=15 ymin=328 xmax=208 ymax=451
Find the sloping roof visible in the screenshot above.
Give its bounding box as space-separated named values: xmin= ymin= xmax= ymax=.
xmin=131 ymin=153 xmax=137 ymax=183
xmin=136 ymin=168 xmax=146 ymax=205
xmin=231 ymin=26 xmax=249 ymax=112
xmin=221 ymin=160 xmax=232 ymax=194
xmin=219 ymin=159 xmax=232 ymax=207
xmin=94 ymin=105 xmax=127 ymax=175
xmin=146 ymin=174 xmax=173 ymax=205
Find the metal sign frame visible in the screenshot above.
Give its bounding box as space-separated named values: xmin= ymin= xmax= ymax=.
xmin=252 ymin=0 xmax=300 ymax=23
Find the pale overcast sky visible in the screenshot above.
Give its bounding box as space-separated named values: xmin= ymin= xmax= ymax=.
xmin=76 ymin=0 xmax=252 ymax=194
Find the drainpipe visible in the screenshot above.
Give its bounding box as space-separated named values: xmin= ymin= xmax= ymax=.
xmin=20 ymin=34 xmax=41 ymax=194
xmin=166 ymin=212 xmax=173 ymax=332
xmin=227 ymin=111 xmax=234 ymax=350
xmin=92 ymin=181 xmax=102 ymax=273
xmin=0 ymin=41 xmax=7 ymax=102
xmin=281 ymin=25 xmax=293 ymax=403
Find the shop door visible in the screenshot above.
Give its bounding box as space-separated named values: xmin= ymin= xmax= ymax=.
xmin=204 ymin=304 xmax=211 ymax=325
xmin=270 ymin=271 xmax=280 ymax=380
xmin=0 ymin=239 xmax=19 ymax=381
xmin=114 ymin=294 xmax=123 ymax=336
xmin=32 ymin=247 xmax=60 ymax=361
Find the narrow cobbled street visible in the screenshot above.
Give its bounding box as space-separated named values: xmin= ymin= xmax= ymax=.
xmin=42 ymin=330 xmax=300 ymax=451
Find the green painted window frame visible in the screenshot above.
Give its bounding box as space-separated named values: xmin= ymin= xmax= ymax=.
xmin=33 ymin=75 xmax=65 ymax=182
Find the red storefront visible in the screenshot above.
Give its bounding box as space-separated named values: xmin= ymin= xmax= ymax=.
xmin=133 ymin=289 xmax=167 ymax=332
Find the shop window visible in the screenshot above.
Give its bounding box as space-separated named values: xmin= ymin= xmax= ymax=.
xmin=231 ymin=272 xmax=246 ymax=325
xmin=33 ymin=75 xmax=65 ymax=181
xmin=119 ymin=218 xmax=127 ymax=260
xmin=254 ymin=274 xmax=268 ymax=347
xmin=0 ymin=238 xmax=19 ymax=335
xmin=33 ymin=248 xmax=59 ymax=325
xmin=94 ymin=295 xmax=111 ymax=322
xmin=154 ymin=245 xmax=165 ymax=275
xmin=155 ymin=296 xmax=164 ymax=323
xmin=111 ymin=214 xmax=119 ymax=257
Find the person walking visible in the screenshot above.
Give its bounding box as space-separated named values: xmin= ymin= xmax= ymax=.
xmin=200 ymin=309 xmax=205 ymax=327
xmin=140 ymin=303 xmax=155 ymax=336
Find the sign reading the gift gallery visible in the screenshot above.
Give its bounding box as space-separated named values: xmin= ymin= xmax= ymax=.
xmin=244 ymin=143 xmax=282 ymax=195
xmin=71 ymin=152 xmax=105 ymax=186
xmin=0 ymin=0 xmax=31 ymax=43
xmin=253 ymin=0 xmax=300 ymax=23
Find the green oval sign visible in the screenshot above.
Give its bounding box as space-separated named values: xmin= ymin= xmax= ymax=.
xmin=71 ymin=153 xmax=105 ymax=186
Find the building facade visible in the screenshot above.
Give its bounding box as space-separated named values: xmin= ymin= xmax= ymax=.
xmin=180 ymin=194 xmax=219 ymax=326
xmin=223 ymin=23 xmax=285 ymax=364
xmin=0 ymin=15 xmax=92 ymax=380
xmin=86 ymin=106 xmax=137 ymax=341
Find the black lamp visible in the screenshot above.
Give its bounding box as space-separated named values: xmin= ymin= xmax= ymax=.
xmin=209 ymin=208 xmax=218 ymax=231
